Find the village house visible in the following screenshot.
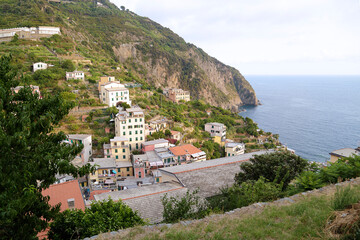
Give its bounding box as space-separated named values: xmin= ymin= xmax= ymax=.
xmin=0 ymin=26 xmax=61 ymax=42
xmin=33 ymin=62 xmax=52 ymax=72
xmin=142 ymin=139 xmax=170 ymax=152
xmin=169 ymin=144 xmax=206 ymax=163
xmin=204 ymin=122 xmax=227 ymax=143
xmin=225 ymin=142 xmax=246 ymax=156
xmin=170 ymin=130 xmax=181 ymax=141
xmin=148 ymin=118 xmax=170 ymax=132
xmin=115 ymin=106 xmax=145 ymax=151
xmin=133 ymin=157 xmax=146 ymax=179
xmin=66 ymin=71 xmax=85 ymax=81
xmin=66 ymin=134 xmax=92 ymax=164
xmin=109 ymin=136 xmax=130 ymax=161
xmin=329 ymin=147 xmax=360 ymax=163
xmin=89 ymin=158 xmax=117 ymax=186
xmin=99 ymin=82 xmax=131 ymax=107
xmin=98 ymin=76 xmax=115 ymax=91
xmin=167 ymin=88 xmax=190 ymax=103
xmin=12 ymin=85 xmax=41 ymax=98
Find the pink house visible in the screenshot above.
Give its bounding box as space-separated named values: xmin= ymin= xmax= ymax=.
xmin=142 ymin=139 xmax=169 ymax=152
xmin=133 ymin=159 xmax=146 ymax=178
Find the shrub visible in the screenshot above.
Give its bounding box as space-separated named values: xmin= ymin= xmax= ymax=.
xmin=209 ymin=177 xmax=282 ymax=212
xmin=161 ymin=190 xmax=209 ymax=223
xmin=295 ymin=171 xmax=324 ymax=191
xmin=320 ymin=155 xmax=360 ymax=184
xmin=331 ymin=185 xmax=359 ymax=211
xmin=48 ymin=199 xmax=144 ymax=239
xmin=235 ymin=151 xmax=308 ymax=190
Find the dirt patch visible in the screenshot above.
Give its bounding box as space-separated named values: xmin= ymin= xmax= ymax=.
xmin=326 ymin=202 xmax=360 ymax=239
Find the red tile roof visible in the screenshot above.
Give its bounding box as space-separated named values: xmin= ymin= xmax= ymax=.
xmin=41 ymin=180 xmax=85 ymax=212
xmin=169 ymin=144 xmax=202 ymax=156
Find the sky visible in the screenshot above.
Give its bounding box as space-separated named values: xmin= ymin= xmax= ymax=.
xmin=110 ymin=0 xmax=360 ymax=75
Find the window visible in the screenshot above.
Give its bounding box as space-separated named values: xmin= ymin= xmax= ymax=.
xmin=135 ymin=130 xmax=138 ymax=134
xmin=127 ymin=167 xmax=130 ymax=171
xmin=107 ymin=156 xmax=110 ymax=158
xmin=118 ymin=168 xmax=121 ymax=172
xmin=115 ymin=149 xmax=118 ymax=153
xmin=212 ymin=125 xmax=214 ymax=128
xmin=135 ymin=118 xmax=137 ymax=122
xmin=123 ymin=155 xmax=126 ymax=159
xmin=67 ymin=199 xmax=75 ymax=209
xmin=136 ymin=143 xmax=138 ymax=149
xmin=140 ymin=118 xmax=142 ymax=122
xmin=129 ymin=119 xmax=131 ymax=123
xmin=123 ymin=131 xmax=125 ymax=135
xmin=140 ymin=130 xmax=143 ymax=134
xmin=130 ymin=138 xmax=132 ymax=142
xmin=228 ymin=153 xmax=230 ymax=156
xmin=116 ymin=156 xmax=118 ymax=159
xmin=122 ymin=149 xmax=125 ymax=153
xmin=107 ymin=149 xmax=109 ymax=154
xmin=123 ymin=126 xmax=125 ymax=129
xmin=112 ymin=98 xmax=114 ymax=101
xmin=140 ymin=137 xmax=143 ymax=140
xmin=136 ymin=137 xmax=138 ymax=141
xmin=129 ymin=131 xmax=132 ymax=135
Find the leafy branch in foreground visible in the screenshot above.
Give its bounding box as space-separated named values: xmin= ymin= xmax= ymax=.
xmin=0 ymin=55 xmax=94 ymax=239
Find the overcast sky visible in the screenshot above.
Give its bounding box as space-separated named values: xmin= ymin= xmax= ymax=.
xmin=110 ymin=0 xmax=360 ymax=75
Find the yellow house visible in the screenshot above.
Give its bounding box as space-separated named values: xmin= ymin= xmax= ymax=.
xmin=213 ymin=135 xmax=225 ymax=146
xmin=89 ymin=158 xmax=134 ymax=186
xmin=110 ymin=137 xmax=130 ymax=161
xmin=329 ymin=148 xmax=359 ymax=163
xmin=89 ymin=158 xmax=117 ymax=185
xmin=116 ymin=161 xmax=133 ymax=178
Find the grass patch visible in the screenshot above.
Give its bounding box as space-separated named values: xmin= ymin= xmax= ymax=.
xmin=332 ymin=185 xmax=359 ymax=211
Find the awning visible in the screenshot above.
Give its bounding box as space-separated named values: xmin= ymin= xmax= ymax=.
xmin=105 ymin=180 xmax=115 ymax=184
xmin=150 ymin=161 xmax=164 ymax=167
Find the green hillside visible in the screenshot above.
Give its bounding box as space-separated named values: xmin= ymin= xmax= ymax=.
xmin=0 ymin=0 xmax=258 ymax=109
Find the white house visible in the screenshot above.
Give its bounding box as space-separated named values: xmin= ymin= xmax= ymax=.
xmin=33 ymin=62 xmax=51 ymax=72
xmin=66 ymin=71 xmax=85 ymax=81
xmin=225 ymin=142 xmax=245 ymax=157
xmin=115 ymin=107 xmax=145 ymax=151
xmin=204 ymin=122 xmax=227 ymax=139
xmin=100 ymin=82 xmax=131 ymax=107
xmin=66 ymin=134 xmax=93 ymax=164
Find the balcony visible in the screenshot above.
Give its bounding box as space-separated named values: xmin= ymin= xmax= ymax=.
xmin=98 ymin=174 xmax=116 ymax=178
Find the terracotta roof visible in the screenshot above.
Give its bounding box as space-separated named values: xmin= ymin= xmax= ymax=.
xmin=169 ymin=144 xmax=202 ymax=156
xmin=41 ymin=180 xmax=85 ymax=212
xmin=170 ymin=130 xmax=180 ymax=135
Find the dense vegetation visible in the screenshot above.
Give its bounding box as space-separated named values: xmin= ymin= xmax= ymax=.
xmin=48 ymin=199 xmax=144 ymax=239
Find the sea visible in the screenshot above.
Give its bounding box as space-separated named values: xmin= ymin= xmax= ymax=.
xmin=239 ymin=75 xmax=360 ymax=163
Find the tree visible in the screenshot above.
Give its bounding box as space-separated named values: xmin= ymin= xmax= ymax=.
xmin=0 ymin=55 xmax=94 ymax=239
xmin=165 ymin=129 xmax=171 ymax=137
xmin=234 ymin=151 xmax=308 ymax=190
xmin=48 ymin=199 xmax=144 ymax=239
xmin=61 ymin=59 xmax=76 ymax=72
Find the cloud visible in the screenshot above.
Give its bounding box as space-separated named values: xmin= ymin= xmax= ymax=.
xmin=111 ymin=0 xmax=360 ymax=75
